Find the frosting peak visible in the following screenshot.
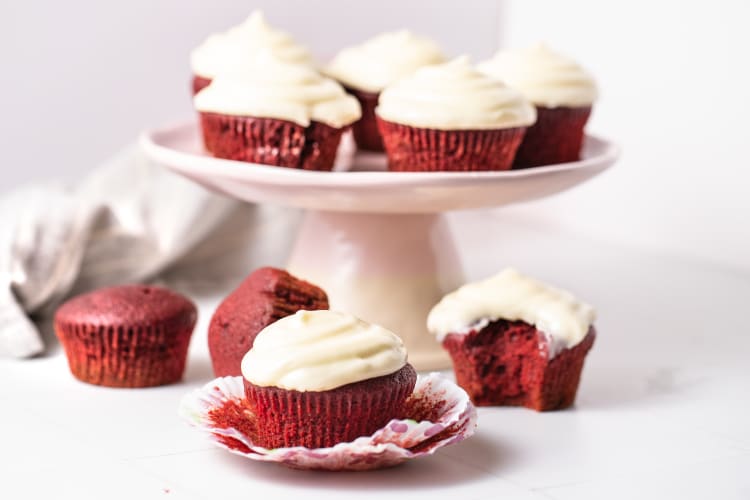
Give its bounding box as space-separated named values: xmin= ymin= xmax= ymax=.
xmin=241 ymin=310 xmax=408 ymax=391
xmin=190 ymin=10 xmax=314 ymax=79
xmin=478 ymin=43 xmax=597 ymax=107
xmin=376 ymin=56 xmax=536 ymax=130
xmin=324 ymin=30 xmax=445 ymax=92
xmin=427 ymin=268 xmax=596 ymax=358
xmin=193 ymin=55 xmax=361 ymax=128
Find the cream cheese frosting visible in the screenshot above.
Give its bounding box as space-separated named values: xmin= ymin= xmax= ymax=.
xmin=427 ymin=268 xmax=596 ymax=358
xmin=193 ymin=55 xmax=361 ymax=128
xmin=241 ymin=310 xmax=408 ymax=392
xmin=375 ymin=56 xmax=536 ymax=130
xmin=190 ymin=10 xmax=314 ymax=79
xmin=478 ymin=43 xmax=598 ymax=108
xmin=324 ymin=30 xmax=445 ymax=93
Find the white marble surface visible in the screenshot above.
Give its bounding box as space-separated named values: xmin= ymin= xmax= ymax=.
xmin=1 ymin=211 xmax=748 ymax=500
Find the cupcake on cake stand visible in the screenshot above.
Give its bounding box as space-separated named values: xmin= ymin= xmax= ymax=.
xmin=141 ymin=123 xmax=618 ymax=369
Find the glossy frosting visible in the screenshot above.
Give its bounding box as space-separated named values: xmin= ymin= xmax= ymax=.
xmin=478 ymin=43 xmax=598 ymax=108
xmin=427 ymin=268 xmax=595 ymax=358
xmin=324 ymin=30 xmax=445 ymax=93
xmin=190 ymin=10 xmax=313 ymax=79
xmin=375 ymin=57 xmax=536 ymax=130
xmin=241 ymin=310 xmax=408 ymax=391
xmin=193 ymin=55 xmax=361 ymax=128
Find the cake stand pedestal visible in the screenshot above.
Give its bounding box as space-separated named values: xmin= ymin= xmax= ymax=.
xmin=141 ymin=121 xmax=619 ymax=369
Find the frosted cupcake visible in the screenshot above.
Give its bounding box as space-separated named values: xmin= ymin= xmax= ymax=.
xmin=241 ymin=310 xmax=417 ymax=448
xmin=375 ymin=57 xmax=536 ymax=172
xmin=189 ymin=10 xmax=314 ymax=95
xmin=194 ymin=55 xmax=361 ymax=170
xmin=478 ymin=44 xmax=598 ymax=168
xmin=428 ymin=268 xmax=596 ymax=411
xmin=324 ymin=31 xmax=445 ymax=151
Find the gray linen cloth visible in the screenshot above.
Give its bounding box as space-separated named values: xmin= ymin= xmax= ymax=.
xmin=0 ymin=146 xmax=298 ymax=358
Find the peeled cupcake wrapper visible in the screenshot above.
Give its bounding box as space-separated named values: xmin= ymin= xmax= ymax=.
xmin=179 ymin=373 xmax=477 ymax=471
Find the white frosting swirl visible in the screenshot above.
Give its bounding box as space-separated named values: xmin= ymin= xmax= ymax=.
xmin=193 ymin=55 xmax=361 ymax=128
xmin=324 ymin=30 xmax=445 ymax=93
xmin=478 ymin=43 xmax=598 ymax=108
xmin=427 ymin=268 xmax=596 ymax=358
xmin=190 ymin=11 xmax=314 ymax=79
xmin=241 ymin=310 xmax=408 ymax=392
xmin=376 ymin=57 xmax=536 ymax=130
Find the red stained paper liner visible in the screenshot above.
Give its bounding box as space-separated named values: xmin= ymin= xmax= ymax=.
xmin=512 ymin=105 xmax=592 ymax=169
xmin=443 ymin=321 xmax=596 ymax=411
xmin=376 ymin=117 xmax=526 ymax=172
xmin=244 ymin=364 xmax=417 ymax=449
xmin=344 ymin=86 xmax=384 ymax=152
xmin=199 ymin=113 xmax=345 ymax=171
xmin=179 ymin=373 xmax=477 ymax=471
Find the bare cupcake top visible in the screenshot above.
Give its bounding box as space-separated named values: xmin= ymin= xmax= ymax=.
xmin=324 ymin=30 xmax=445 ymax=93
xmin=193 ymin=54 xmax=361 ymax=128
xmin=478 ymin=43 xmax=598 ymax=108
xmin=190 ymin=10 xmax=314 ymax=79
xmin=427 ymin=268 xmax=596 ymax=358
xmin=376 ymin=57 xmax=536 ymax=130
xmin=241 ymin=310 xmax=408 ymax=391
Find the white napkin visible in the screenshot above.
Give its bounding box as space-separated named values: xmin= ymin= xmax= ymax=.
xmin=0 ymin=145 xmax=299 ymax=358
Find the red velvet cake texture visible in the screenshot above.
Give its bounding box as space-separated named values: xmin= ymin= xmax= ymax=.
xmin=344 ymin=86 xmax=384 ymax=152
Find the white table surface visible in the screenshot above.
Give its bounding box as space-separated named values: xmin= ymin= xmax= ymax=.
xmin=2 ymin=210 xmax=749 ymax=500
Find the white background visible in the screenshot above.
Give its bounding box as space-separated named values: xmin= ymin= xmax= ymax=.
xmin=0 ymin=0 xmax=748 ymax=273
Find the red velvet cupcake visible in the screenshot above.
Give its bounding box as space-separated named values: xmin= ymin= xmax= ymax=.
xmin=241 ymin=310 xmax=417 ymax=448
xmin=324 ymin=31 xmax=445 ymax=152
xmin=428 ymin=268 xmax=596 ymax=411
xmin=189 ymin=10 xmax=314 ymax=96
xmin=478 ymin=43 xmax=598 ymax=168
xmin=208 ymin=267 xmax=328 ymax=377
xmin=54 ymin=285 xmax=196 ymax=388
xmin=193 ymin=56 xmax=361 ymax=170
xmin=375 ymin=57 xmax=536 ymax=172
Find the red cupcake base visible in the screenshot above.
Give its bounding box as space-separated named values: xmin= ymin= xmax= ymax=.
xmin=200 ymin=113 xmax=345 ymax=171
xmin=244 ymin=364 xmax=418 ymax=448
xmin=442 ymin=320 xmax=595 ymax=411
xmin=344 ymin=86 xmax=383 ymax=152
xmin=376 ymin=118 xmax=526 ymax=172
xmin=513 ymin=106 xmax=592 ymax=169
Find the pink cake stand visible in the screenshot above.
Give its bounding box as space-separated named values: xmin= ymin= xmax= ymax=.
xmin=141 ymin=120 xmax=619 ymax=369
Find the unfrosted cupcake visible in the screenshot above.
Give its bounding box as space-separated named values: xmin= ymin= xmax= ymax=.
xmin=241 ymin=310 xmax=417 ymax=449
xmin=189 ymin=10 xmax=314 ymax=95
xmin=478 ymin=44 xmax=598 ymax=168
xmin=194 ymin=55 xmax=361 ymax=170
xmin=54 ymin=285 xmax=197 ymax=388
xmin=428 ymin=268 xmax=596 ymax=411
xmin=324 ymin=31 xmax=445 ymax=152
xmin=375 ymin=57 xmax=536 ymax=172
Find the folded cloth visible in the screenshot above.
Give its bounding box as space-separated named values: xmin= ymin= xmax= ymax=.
xmin=0 ymin=145 xmax=297 ymax=358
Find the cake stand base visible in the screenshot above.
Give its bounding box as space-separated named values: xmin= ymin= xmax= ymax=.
xmin=287 ymin=211 xmax=463 ymax=370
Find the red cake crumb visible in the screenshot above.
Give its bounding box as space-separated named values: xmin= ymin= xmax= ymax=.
xmin=199 ymin=113 xmax=345 ymax=170
xmin=192 ymin=75 xmax=212 ymax=96
xmin=208 ymin=267 xmax=328 ymax=377
xmin=243 ymin=364 xmax=417 ymax=449
xmin=442 ymin=320 xmax=595 ymax=411
xmin=376 ymin=117 xmax=526 ymax=172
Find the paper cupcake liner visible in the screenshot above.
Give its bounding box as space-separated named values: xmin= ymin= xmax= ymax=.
xmin=199 ymin=113 xmax=344 ymax=171
xmin=179 ymin=373 xmax=477 ymax=471
xmin=244 ymin=364 xmax=416 ymax=449
xmin=513 ymin=105 xmax=592 ymax=169
xmin=192 ymin=75 xmax=212 ymax=96
xmin=376 ymin=118 xmax=526 ymax=172
xmin=55 ymin=321 xmax=193 ymax=388
xmin=443 ymin=322 xmax=595 ymax=411
xmin=208 ymin=268 xmax=329 ymax=378
xmin=344 ymin=86 xmax=383 ymax=152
